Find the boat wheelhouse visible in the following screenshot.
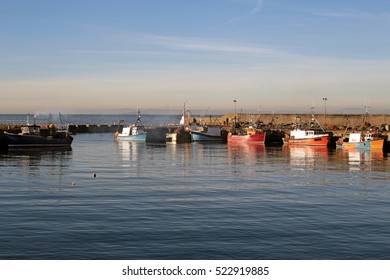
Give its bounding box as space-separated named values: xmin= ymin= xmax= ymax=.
xmin=283 ymin=129 xmax=329 ymax=146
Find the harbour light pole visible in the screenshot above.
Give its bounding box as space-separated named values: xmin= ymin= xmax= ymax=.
xmin=364 ymin=104 xmax=369 ymax=125
xmin=322 ymin=97 xmax=328 ymax=123
xmin=233 ymin=100 xmax=237 ymax=122
xmin=232 ymin=100 xmax=237 ymax=132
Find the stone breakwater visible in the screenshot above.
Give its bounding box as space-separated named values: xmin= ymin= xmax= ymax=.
xmin=1 ymin=113 xmax=390 ymax=134
xmin=1 ymin=114 xmax=390 ymax=150
xmin=198 ymin=113 xmax=390 ymax=130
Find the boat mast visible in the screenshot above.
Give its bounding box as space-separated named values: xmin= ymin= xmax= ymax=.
xmin=59 ymin=112 xmax=63 ymax=130
xmin=310 ymin=107 xmax=326 ymax=132
xmin=180 ymin=102 xmax=189 ymax=126
xmin=136 ymin=108 xmax=142 ymax=125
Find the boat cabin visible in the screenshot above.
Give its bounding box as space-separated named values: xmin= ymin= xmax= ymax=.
xmin=363 ymin=133 xmax=376 ymax=141
xmin=290 ymin=130 xmax=327 ymax=139
xmin=246 ymin=127 xmax=257 ymax=135
xmin=118 ymin=125 xmax=145 ymax=137
xmin=20 ymin=125 xmax=41 ymax=136
xmin=348 ymin=132 xmax=379 ymax=143
xmin=191 ymin=126 xmax=220 ymax=134
xmin=348 ymin=133 xmax=362 ymax=143
xmin=131 ymin=124 xmax=145 ymax=136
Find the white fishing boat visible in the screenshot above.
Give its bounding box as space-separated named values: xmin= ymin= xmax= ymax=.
xmin=283 ymin=129 xmax=329 ymax=146
xmin=165 ymin=103 xmax=191 ymax=143
xmin=114 ymin=111 xmax=147 ymax=142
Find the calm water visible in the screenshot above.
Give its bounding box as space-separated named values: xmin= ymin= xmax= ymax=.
xmin=1 ymin=132 xmax=390 ymax=259
xmin=0 ymin=113 xmax=179 ymax=126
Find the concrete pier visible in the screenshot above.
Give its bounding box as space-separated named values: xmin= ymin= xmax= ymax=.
xmin=1 ymin=113 xmax=390 ymax=136
xmin=68 ymin=124 xmax=118 ymax=134
xmin=196 ymin=113 xmax=390 ymax=130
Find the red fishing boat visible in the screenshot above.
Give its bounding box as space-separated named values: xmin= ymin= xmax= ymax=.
xmin=227 ymin=127 xmax=266 ymax=144
xmin=283 ymin=129 xmax=329 ymax=146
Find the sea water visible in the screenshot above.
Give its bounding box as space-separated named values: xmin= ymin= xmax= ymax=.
xmin=1 ymin=116 xmax=390 ymax=259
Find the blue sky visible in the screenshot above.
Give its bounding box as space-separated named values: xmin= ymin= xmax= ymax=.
xmin=1 ymin=0 xmax=390 ymax=114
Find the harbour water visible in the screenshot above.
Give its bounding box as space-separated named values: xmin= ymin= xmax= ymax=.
xmin=0 ymin=113 xmax=178 ymax=126
xmin=1 ymin=115 xmax=390 ymax=260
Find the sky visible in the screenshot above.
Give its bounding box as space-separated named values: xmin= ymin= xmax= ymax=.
xmin=1 ymin=0 xmax=390 ymax=115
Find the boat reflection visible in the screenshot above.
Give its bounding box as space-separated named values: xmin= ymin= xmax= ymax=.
xmin=115 ymin=141 xmax=145 ymax=162
xmin=283 ymin=145 xmax=329 ymax=167
xmin=228 ymin=143 xmax=265 ymax=165
xmin=191 ymin=142 xmax=225 ymax=162
xmin=0 ymin=147 xmax=72 ymax=180
xmin=1 ymin=146 xmax=72 ymax=161
xmin=340 ymin=149 xmax=385 ymax=170
xmin=165 ymin=143 xmax=192 ymax=166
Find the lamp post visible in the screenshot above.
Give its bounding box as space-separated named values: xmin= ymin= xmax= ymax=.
xmin=322 ymin=97 xmax=328 ymax=123
xmin=232 ymin=100 xmax=237 ymax=132
xmin=310 ymin=106 xmax=315 ymax=124
xmin=364 ymin=105 xmax=369 ymax=125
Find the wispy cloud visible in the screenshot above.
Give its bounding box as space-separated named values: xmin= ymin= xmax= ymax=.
xmin=154 ymin=36 xmax=288 ymax=57
xmin=100 ymin=31 xmax=292 ymax=59
xmin=69 ymin=23 xmax=287 ymax=59
xmin=250 ymin=0 xmax=264 ymax=14
xmin=228 ymin=0 xmax=265 ymax=24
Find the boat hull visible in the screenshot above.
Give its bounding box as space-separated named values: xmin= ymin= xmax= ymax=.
xmin=166 ymin=132 xmax=191 ymax=143
xmin=342 ymin=139 xmax=384 ymax=150
xmin=227 ymin=132 xmax=266 ymax=144
xmin=191 ymin=131 xmax=224 ymax=142
xmin=116 ymin=134 xmax=146 ymax=142
xmin=5 ymin=132 xmax=73 ymax=148
xmin=283 ymin=136 xmax=329 ymax=146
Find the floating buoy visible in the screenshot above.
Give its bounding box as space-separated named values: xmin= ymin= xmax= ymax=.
xmin=93 ymin=173 xmax=96 ymax=178
xmin=72 ymin=181 xmax=76 ymax=186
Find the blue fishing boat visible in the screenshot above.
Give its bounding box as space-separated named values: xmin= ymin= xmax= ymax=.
xmin=340 ymin=132 xmax=384 ymax=150
xmin=190 ymin=125 xmax=227 ymax=142
xmin=114 ymin=111 xmax=147 ymax=142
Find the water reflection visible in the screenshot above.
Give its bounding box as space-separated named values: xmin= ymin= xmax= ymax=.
xmin=228 ymin=143 xmax=265 ymax=166
xmin=337 ymin=148 xmax=385 ymax=171
xmin=1 ymin=147 xmax=72 ymax=165
xmin=165 ymin=143 xmax=192 ymax=166
xmin=115 ymin=141 xmax=145 ymax=162
xmin=192 ymin=142 xmax=226 ymax=162
xmin=283 ymin=145 xmax=328 ymax=167
xmin=0 ymin=148 xmax=72 ymax=183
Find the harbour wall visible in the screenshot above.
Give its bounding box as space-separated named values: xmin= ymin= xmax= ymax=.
xmin=1 ymin=113 xmax=390 ymax=134
xmin=199 ymin=113 xmax=390 ymax=129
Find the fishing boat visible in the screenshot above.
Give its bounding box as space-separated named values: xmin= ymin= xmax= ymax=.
xmin=190 ymin=125 xmax=227 ymax=142
xmin=0 ymin=130 xmax=7 ymax=149
xmin=165 ymin=103 xmax=192 ymax=143
xmin=264 ymin=129 xmax=285 ymax=146
xmin=4 ymin=116 xmax=73 ymax=148
xmin=340 ymin=132 xmax=384 ymax=150
xmin=166 ymin=126 xmax=191 ymax=143
xmin=114 ymin=111 xmax=147 ymax=142
xmin=283 ymin=129 xmax=329 ymax=146
xmin=227 ymin=127 xmax=266 ymax=144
